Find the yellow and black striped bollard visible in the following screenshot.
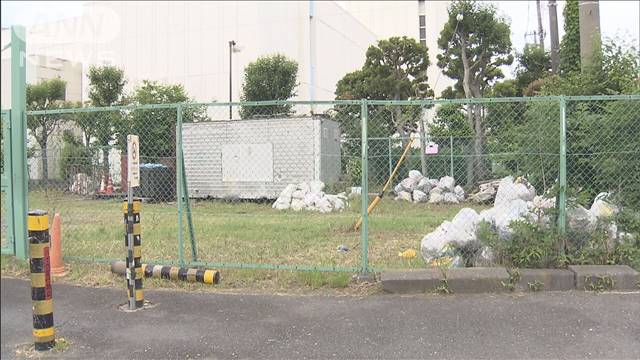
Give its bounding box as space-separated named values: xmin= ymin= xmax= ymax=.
xmin=28 ymin=210 xmax=55 ymax=351
xmin=146 ymin=264 xmax=220 ymax=284
xmin=123 ymin=199 xmax=143 ymax=309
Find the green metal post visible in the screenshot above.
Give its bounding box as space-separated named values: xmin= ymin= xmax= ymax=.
xmin=558 ymin=96 xmax=567 ymax=237
xmin=449 ymin=135 xmax=454 ymax=178
xmin=176 ymin=105 xmax=185 ymax=266
xmin=388 ymin=137 xmax=392 ymax=180
xmin=11 ymin=26 xmax=28 ymax=260
xmin=181 ymin=148 xmax=197 ymax=261
xmin=360 ymin=99 xmax=369 ymax=273
xmin=1 ymin=112 xmax=15 ymax=255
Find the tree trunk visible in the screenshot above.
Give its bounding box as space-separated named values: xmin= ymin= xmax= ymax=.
xmin=419 ymin=109 xmax=428 ymax=177
xmin=40 ymin=139 xmax=49 ymax=183
xmin=460 ymin=43 xmax=488 ymax=187
xmin=465 ymin=138 xmax=474 ymax=187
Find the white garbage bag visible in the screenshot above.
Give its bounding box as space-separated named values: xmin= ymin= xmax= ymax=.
xmin=413 ymin=190 xmax=428 ymax=203
xmin=438 ymin=176 xmax=456 ymax=192
xmin=454 ymin=185 xmax=465 ymax=202
xmin=417 ymin=177 xmax=432 ymax=194
xmin=309 ymin=180 xmax=325 ymax=194
xmin=408 ymin=170 xmax=423 ymax=180
xmin=401 ymin=178 xmax=418 ymax=192
xmin=395 ymin=191 xmax=412 ymax=202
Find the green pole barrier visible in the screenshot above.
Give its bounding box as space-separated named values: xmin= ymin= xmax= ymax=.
xmin=360 ymin=99 xmax=369 ymax=273
xmin=558 ymin=96 xmax=567 ymax=238
xmin=11 ymin=26 xmax=28 ymax=260
xmin=176 ymin=105 xmax=185 ymax=266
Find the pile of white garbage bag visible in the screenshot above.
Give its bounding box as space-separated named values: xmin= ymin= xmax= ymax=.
xmin=393 ymin=170 xmax=465 ymax=204
xmin=272 ymin=181 xmax=348 ymax=213
xmin=420 ymin=176 xmax=620 ymax=267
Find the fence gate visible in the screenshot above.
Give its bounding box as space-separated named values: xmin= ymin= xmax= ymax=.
xmin=1 ymin=110 xmax=14 ymax=255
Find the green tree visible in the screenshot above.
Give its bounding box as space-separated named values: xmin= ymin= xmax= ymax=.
xmin=335 ymin=36 xmax=432 ymax=141
xmin=86 ymin=65 xmax=127 ymax=176
xmin=26 ymin=78 xmax=68 ymax=181
xmin=121 ymin=80 xmax=206 ymax=162
xmin=437 ymin=0 xmax=513 ymax=185
xmin=240 ymin=54 xmax=298 ymax=119
xmin=542 ymin=38 xmax=639 ymax=96
xmin=559 ymin=0 xmax=580 ymax=75
xmin=515 ymin=44 xmax=551 ymax=95
xmin=59 ymin=129 xmax=93 ymax=182
xmin=335 ymin=36 xmax=432 ymax=181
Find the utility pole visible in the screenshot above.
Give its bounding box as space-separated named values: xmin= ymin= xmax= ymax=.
xmin=309 ymin=0 xmax=317 ymax=114
xmin=578 ymin=0 xmax=601 ymax=70
xmin=548 ymin=0 xmax=560 ymax=74
xmin=536 ymin=0 xmax=545 ymax=50
xmin=229 ymin=40 xmax=236 ymax=120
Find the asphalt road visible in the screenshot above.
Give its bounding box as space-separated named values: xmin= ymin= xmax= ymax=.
xmin=1 ymin=278 xmax=639 ymax=359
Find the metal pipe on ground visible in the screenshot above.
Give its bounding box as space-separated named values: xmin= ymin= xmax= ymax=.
xmin=111 ymin=261 xmax=220 ymax=285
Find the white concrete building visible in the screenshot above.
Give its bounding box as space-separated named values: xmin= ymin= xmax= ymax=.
xmin=3 ymin=1 xmax=452 ymax=110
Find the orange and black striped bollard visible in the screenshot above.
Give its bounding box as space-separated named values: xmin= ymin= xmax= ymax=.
xmin=28 ymin=210 xmax=55 ymax=351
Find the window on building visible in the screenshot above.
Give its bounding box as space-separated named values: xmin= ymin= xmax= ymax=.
xmin=418 ymin=14 xmax=426 ymax=45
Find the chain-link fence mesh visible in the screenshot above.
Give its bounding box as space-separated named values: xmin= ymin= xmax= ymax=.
xmin=25 ymin=106 xmax=180 ymax=263
xmin=15 ymin=96 xmax=640 ymax=272
xmin=366 ymin=100 xmax=562 ymax=269
xmin=180 ymin=102 xmax=362 ymax=271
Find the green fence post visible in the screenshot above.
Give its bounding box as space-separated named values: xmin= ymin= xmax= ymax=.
xmin=558 ymin=96 xmax=567 ymax=237
xmin=449 ymin=135 xmax=454 ymax=178
xmin=176 ymin=105 xmax=185 ymax=266
xmin=360 ymin=99 xmax=369 ymax=274
xmin=11 ymin=25 xmax=28 ymax=260
xmin=388 ymin=137 xmax=392 ymax=180
xmin=181 ymin=153 xmax=197 ymax=262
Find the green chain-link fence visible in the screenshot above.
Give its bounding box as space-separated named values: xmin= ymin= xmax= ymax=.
xmin=19 ymin=95 xmax=639 ymax=273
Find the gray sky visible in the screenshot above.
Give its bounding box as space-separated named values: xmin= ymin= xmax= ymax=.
xmin=2 ymin=0 xmax=638 ymax=77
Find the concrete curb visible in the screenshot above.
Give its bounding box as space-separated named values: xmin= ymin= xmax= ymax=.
xmin=517 ymin=269 xmax=575 ymax=292
xmin=381 ymin=265 xmax=639 ymax=294
xmin=568 ymin=265 xmax=640 ymax=291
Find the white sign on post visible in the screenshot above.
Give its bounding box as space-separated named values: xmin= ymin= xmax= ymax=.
xmin=425 ymin=142 xmax=439 ymax=155
xmin=127 ymin=135 xmax=140 ymax=187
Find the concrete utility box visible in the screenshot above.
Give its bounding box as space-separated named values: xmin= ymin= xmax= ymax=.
xmin=183 ymin=117 xmax=341 ymax=199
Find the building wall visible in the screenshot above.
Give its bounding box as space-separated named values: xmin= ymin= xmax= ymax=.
xmin=1 ymin=29 xmax=84 ymax=181
xmin=1 ymin=29 xmax=83 ymax=107
xmin=17 ymin=1 xmax=376 ymax=112
xmin=5 ymin=1 xmax=452 ymax=107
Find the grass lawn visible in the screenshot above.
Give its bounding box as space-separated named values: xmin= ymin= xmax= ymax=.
xmin=2 ymin=190 xmax=489 ymax=291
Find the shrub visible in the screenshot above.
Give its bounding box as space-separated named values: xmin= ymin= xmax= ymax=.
xmin=477 ymin=214 xmax=639 ymax=269
xmin=59 ymin=130 xmax=94 ymax=182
